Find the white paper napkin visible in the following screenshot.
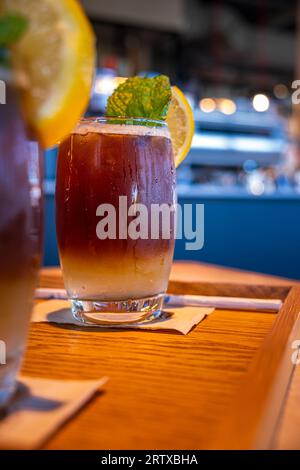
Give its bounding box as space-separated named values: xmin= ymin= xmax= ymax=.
xmin=0 ymin=375 xmax=108 ymax=449
xmin=32 ymin=300 xmax=214 ymax=335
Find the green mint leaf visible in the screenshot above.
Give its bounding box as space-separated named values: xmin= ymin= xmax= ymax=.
xmin=0 ymin=13 xmax=28 ymax=47
xmin=106 ymin=75 xmax=172 ymax=121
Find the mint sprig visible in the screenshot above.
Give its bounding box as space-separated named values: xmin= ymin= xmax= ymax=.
xmin=106 ymin=75 xmax=172 ymax=122
xmin=0 ymin=13 xmax=28 ymax=47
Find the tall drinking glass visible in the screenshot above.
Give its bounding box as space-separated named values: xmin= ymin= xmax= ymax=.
xmin=56 ymin=117 xmax=176 ymax=326
xmin=0 ymin=70 xmax=43 ymax=406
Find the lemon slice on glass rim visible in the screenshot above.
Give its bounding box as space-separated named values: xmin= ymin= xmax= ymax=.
xmin=1 ymin=0 xmax=96 ymax=149
xmin=166 ymin=86 xmax=195 ymax=168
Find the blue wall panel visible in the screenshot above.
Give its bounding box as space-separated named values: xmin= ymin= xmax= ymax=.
xmin=43 ymin=193 xmax=300 ymax=280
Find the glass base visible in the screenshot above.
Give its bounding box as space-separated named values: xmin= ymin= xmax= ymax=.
xmin=71 ymin=294 xmax=164 ymax=326
xmin=0 ymin=351 xmax=22 ymax=409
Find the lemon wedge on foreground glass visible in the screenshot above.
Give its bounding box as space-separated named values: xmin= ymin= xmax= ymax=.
xmin=1 ymin=0 xmax=95 ymax=148
xmin=166 ymin=86 xmax=195 ymax=168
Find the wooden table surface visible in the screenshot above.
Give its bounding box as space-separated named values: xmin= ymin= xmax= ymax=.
xmin=21 ymin=261 xmax=297 ymax=449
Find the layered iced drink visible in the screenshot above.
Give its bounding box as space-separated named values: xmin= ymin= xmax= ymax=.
xmin=56 ymin=117 xmax=176 ymax=325
xmin=0 ymin=78 xmax=43 ymax=405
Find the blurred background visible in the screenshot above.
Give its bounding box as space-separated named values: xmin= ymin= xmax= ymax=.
xmin=44 ymin=0 xmax=300 ymax=279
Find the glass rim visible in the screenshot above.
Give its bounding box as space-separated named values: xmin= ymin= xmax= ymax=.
xmin=79 ymin=116 xmax=167 ymax=127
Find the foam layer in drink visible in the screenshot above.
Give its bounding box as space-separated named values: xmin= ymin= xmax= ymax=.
xmin=73 ymin=120 xmax=170 ymax=139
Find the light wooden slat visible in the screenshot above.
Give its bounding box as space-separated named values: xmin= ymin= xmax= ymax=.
xmin=272 ymin=313 xmax=300 ymax=450
xmin=209 ymin=286 xmax=300 ymax=449
xmin=170 ymin=262 xmax=295 ymax=286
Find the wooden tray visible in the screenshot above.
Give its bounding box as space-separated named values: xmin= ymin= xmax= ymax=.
xmin=32 ymin=269 xmax=300 ymax=449
xmin=169 ymin=280 xmax=300 ymax=449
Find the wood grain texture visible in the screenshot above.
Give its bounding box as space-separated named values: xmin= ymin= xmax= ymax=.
xmin=275 ymin=364 xmax=300 ymax=449
xmin=20 ymin=262 xmax=285 ymax=449
xmin=23 ymin=311 xmax=275 ymax=449
xmin=170 ymin=261 xmax=296 ymax=285
xmin=209 ymin=286 xmax=300 ymax=449
xmin=272 ymin=313 xmax=300 ymax=450
xmin=168 ymin=281 xmax=289 ymax=301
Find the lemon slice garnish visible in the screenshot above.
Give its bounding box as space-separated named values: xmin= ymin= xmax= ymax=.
xmin=1 ymin=0 xmax=96 ymax=148
xmin=166 ymin=86 xmax=195 ymax=167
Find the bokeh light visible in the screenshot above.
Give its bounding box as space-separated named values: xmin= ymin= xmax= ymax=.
xmin=252 ymin=94 xmax=270 ymax=112
xmin=218 ymin=98 xmax=237 ymax=115
xmin=273 ymin=83 xmax=289 ymax=99
xmin=199 ymin=98 xmax=216 ymax=113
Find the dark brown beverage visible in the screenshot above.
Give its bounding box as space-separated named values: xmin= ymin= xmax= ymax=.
xmin=0 ymin=76 xmax=43 ymax=405
xmin=56 ymin=117 xmax=176 ymax=324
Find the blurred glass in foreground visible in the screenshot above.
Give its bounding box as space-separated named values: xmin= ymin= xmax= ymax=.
xmin=0 ymin=68 xmax=43 ymax=406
